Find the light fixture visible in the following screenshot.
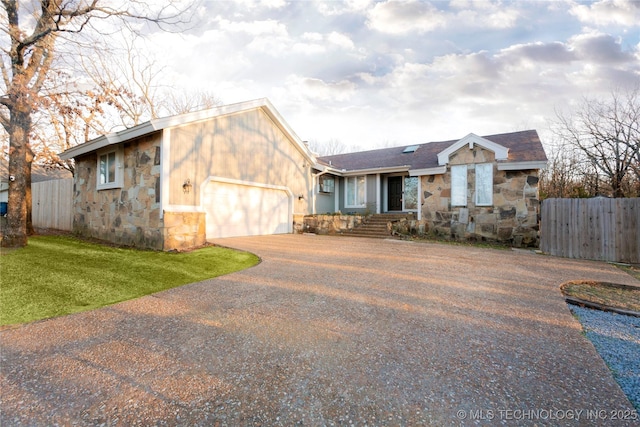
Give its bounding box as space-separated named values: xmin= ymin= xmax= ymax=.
xmin=182 ymin=178 xmax=192 ymax=194
xmin=298 ymin=194 xmax=305 ymax=200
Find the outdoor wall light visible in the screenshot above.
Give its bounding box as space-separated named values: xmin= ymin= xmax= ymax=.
xmin=298 ymin=194 xmax=305 ymax=200
xmin=182 ymin=178 xmax=192 ymax=194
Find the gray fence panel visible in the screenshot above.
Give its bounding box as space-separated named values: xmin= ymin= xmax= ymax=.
xmin=540 ymin=197 xmax=640 ymax=264
xmin=32 ymin=178 xmax=73 ymax=231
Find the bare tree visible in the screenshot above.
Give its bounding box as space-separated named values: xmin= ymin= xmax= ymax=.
xmin=309 ymin=138 xmax=350 ymax=156
xmin=163 ymin=90 xmax=223 ymax=115
xmin=29 ymin=36 xmax=222 ymax=180
xmin=80 ymin=37 xmax=163 ymax=128
xmin=30 ymin=69 xmax=115 ymax=175
xmin=539 ymin=136 xmax=605 ymax=199
xmin=0 ymin=0 xmax=193 ymax=247
xmin=553 ymin=87 xmax=640 ymax=198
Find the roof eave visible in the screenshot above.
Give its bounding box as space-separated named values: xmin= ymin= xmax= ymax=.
xmin=59 ymin=132 xmax=131 ymax=160
xmin=497 ymin=161 xmax=547 ymax=171
xmin=338 ymin=165 xmax=410 ymax=176
xmin=409 ymin=166 xmax=447 ymax=176
xmin=59 ymin=98 xmax=317 ymax=163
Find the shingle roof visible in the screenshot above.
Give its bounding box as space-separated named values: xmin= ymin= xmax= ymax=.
xmin=317 ymin=130 xmax=547 ymax=172
xmin=59 ymin=98 xmax=315 ymax=163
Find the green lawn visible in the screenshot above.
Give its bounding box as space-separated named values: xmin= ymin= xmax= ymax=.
xmin=0 ymin=235 xmax=259 ymax=326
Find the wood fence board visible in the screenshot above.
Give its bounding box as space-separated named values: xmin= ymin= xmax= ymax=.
xmin=540 ymin=197 xmax=640 ymax=263
xmin=32 ymin=178 xmax=73 ymax=231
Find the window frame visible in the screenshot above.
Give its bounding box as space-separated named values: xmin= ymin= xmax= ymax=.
xmin=318 ymin=175 xmax=335 ymax=194
xmin=475 ymin=163 xmax=493 ymax=206
xmin=96 ymin=146 xmax=124 ymax=190
xmin=345 ymin=175 xmax=366 ymax=208
xmin=450 ymin=165 xmax=468 ymax=207
xmin=403 ymin=176 xmax=419 ymax=211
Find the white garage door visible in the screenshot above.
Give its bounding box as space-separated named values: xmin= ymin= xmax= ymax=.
xmin=203 ymin=180 xmax=292 ymax=239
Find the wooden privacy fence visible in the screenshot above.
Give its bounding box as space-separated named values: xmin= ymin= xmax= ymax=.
xmin=32 ymin=178 xmax=73 ymax=231
xmin=540 ymin=197 xmax=640 ymax=264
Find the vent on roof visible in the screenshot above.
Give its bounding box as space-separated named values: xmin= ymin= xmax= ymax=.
xmin=403 ymin=145 xmax=419 ymax=153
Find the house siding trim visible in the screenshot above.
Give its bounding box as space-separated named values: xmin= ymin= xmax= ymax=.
xmin=497 ymin=161 xmax=547 ymax=171
xmin=341 ymin=166 xmax=409 ymax=176
xmin=376 ymin=174 xmax=381 ymax=214
xmin=410 ymin=166 xmax=447 ymax=176
xmin=160 ymin=128 xmax=171 ymax=219
xmin=438 ymin=133 xmax=509 ymax=166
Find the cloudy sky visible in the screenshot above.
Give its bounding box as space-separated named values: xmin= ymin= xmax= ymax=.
xmin=144 ymin=0 xmax=640 ymax=152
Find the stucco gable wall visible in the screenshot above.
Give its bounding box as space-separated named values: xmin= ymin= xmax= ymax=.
xmin=421 ymin=145 xmax=540 ymax=247
xmin=72 ymin=133 xmax=164 ymax=249
xmin=168 ymin=108 xmax=311 ymax=214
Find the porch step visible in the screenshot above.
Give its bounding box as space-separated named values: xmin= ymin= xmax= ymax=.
xmin=343 ymin=213 xmax=414 ymax=239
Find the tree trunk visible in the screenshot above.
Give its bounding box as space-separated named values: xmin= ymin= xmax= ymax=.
xmin=26 ymin=173 xmax=35 ymax=235
xmin=3 ymin=109 xmax=33 ymax=248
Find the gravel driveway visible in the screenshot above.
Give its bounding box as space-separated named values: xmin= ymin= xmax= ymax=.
xmin=1 ymin=235 xmax=639 ymax=426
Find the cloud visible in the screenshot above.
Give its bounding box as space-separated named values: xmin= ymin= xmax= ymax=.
xmin=367 ymin=0 xmax=520 ymax=34
xmin=140 ymin=0 xmax=640 ymax=148
xmin=367 ymin=1 xmax=446 ymax=33
xmin=569 ymin=31 xmax=636 ymax=63
xmin=498 ymin=41 xmax=575 ymax=65
xmin=449 ymin=1 xmax=520 ymax=30
xmin=314 ymin=0 xmax=373 ymax=16
xmin=283 ymin=75 xmax=357 ymax=102
xmin=287 ymin=31 xmax=356 ymax=55
xmin=214 ymin=17 xmax=288 ymax=37
xmin=327 ymin=32 xmax=356 ymax=50
xmin=569 ymin=0 xmax=640 ymax=27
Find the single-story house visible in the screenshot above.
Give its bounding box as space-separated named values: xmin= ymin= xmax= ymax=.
xmin=314 ymin=130 xmax=547 ymax=246
xmin=60 ymin=99 xmax=315 ymax=250
xmin=60 ymin=98 xmax=547 ymax=250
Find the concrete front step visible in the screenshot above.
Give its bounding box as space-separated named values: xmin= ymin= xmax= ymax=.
xmin=341 ymin=213 xmax=414 ymax=239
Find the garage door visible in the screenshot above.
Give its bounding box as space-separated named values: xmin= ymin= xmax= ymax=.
xmin=203 ymin=180 xmax=291 ymax=239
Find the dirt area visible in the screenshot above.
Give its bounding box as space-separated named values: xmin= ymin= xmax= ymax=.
xmin=561 ymin=280 xmax=640 ymax=313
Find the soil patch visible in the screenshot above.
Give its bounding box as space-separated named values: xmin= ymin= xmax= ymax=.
xmin=561 ymin=280 xmax=640 ymax=316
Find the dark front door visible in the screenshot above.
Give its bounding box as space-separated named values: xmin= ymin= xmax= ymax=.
xmin=388 ymin=176 xmax=403 ymax=211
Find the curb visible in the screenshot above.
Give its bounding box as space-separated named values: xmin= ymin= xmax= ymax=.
xmin=565 ymin=296 xmax=640 ymax=318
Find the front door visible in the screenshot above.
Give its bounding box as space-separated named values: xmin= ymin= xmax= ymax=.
xmin=388 ymin=176 xmax=403 ymax=211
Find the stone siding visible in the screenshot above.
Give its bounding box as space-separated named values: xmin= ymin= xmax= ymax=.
xmin=163 ymin=211 xmax=206 ymax=250
xmin=420 ymin=166 xmax=540 ymax=247
xmin=73 ymin=135 xmax=167 ymax=250
xmin=302 ymin=214 xmax=367 ymax=235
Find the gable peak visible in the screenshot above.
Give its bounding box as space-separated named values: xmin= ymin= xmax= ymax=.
xmin=437 ymin=133 xmax=509 ymax=166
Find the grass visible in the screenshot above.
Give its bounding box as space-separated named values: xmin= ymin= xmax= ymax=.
xmin=0 ymin=235 xmax=259 ymax=326
xmin=615 ymin=263 xmax=640 ymax=281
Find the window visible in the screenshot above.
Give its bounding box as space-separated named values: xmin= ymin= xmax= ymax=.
xmin=403 ymin=145 xmax=419 ymax=153
xmin=451 ymin=165 xmax=467 ymax=206
xmin=97 ymin=147 xmax=123 ymax=190
xmin=346 ymin=175 xmax=365 ymax=207
xmin=318 ymin=175 xmax=335 ymax=193
xmin=99 ymin=152 xmax=116 ymax=185
xmin=404 ymin=177 xmax=418 ymax=210
xmin=475 ymin=163 xmax=493 ymax=206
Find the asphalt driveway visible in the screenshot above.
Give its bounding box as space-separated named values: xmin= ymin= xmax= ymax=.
xmin=1 ymin=235 xmax=638 ymax=426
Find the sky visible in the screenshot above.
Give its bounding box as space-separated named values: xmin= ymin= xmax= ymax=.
xmin=142 ymin=0 xmax=640 ymax=153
